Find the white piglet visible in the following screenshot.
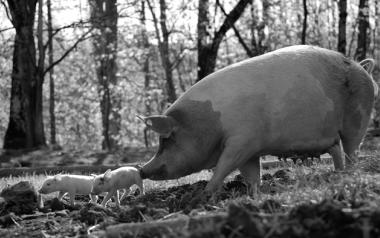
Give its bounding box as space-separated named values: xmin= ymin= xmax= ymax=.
xmin=91 ymin=167 xmax=144 ymax=208
xmin=39 ymin=174 xmax=98 ymax=206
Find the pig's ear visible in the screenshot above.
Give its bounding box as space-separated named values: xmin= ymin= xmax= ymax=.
xmin=54 ymin=174 xmax=63 ymax=181
xmin=138 ymin=115 xmax=178 ymax=138
xmin=103 ymin=169 xmax=112 ymax=180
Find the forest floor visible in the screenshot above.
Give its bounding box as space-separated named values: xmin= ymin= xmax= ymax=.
xmin=0 ymin=137 xmax=380 ymax=237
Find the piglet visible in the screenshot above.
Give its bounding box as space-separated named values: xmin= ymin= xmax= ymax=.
xmin=39 ymin=174 xmax=98 ymax=206
xmin=91 ymin=167 xmax=144 ymax=208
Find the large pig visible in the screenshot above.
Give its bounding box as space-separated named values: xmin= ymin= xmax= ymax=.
xmin=140 ymin=45 xmax=377 ymax=194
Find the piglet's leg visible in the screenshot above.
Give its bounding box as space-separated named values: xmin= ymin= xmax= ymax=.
xmin=114 ymin=190 xmax=120 ymax=208
xmin=89 ymin=194 xmax=98 ymax=204
xmin=137 ymin=180 xmax=144 ymax=195
xmin=57 ymin=191 xmax=67 ymax=201
xmin=101 ymin=191 xmax=114 ymax=207
xmin=69 ymin=193 xmax=76 ymax=206
xmin=119 ymin=188 xmax=130 ymax=202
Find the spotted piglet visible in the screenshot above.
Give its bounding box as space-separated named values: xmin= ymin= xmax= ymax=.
xmin=39 ymin=174 xmax=98 ymax=206
xmin=91 ymin=166 xmax=144 ymax=208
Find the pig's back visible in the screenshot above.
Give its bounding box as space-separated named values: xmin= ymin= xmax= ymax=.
xmin=111 ymin=167 xmax=140 ymax=188
xmin=167 ymin=45 xmax=373 ymax=153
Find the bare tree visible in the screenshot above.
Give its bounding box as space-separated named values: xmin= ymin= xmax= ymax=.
xmin=47 ymin=0 xmax=56 ymax=145
xmin=3 ymin=0 xmax=46 ymax=150
xmin=301 ymin=0 xmax=308 ymax=44
xmin=197 ymin=0 xmax=251 ymax=81
xmin=89 ymin=0 xmax=120 ymax=150
xmin=146 ymin=0 xmax=177 ymax=103
xmin=2 ymin=0 xmax=94 ymax=150
xmin=140 ymin=0 xmax=153 ymax=147
xmin=354 ymin=0 xmax=369 ymax=61
xmin=372 ymin=0 xmax=380 ymax=128
xmin=337 ymin=0 xmax=347 ymax=54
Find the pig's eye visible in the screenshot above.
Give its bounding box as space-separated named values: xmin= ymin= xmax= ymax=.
xmin=46 ymin=183 xmax=50 ymax=186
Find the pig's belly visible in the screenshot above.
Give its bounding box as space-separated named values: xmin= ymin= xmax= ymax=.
xmin=74 ymin=185 xmax=92 ymax=195
xmin=259 ymin=107 xmax=341 ymax=156
xmin=263 ymin=136 xmax=338 ymax=157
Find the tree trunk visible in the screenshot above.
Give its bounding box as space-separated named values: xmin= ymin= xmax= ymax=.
xmin=140 ymin=0 xmax=152 ymax=148
xmin=301 ymin=0 xmax=308 ymax=44
xmin=47 ymin=0 xmax=56 ymax=145
xmin=4 ymin=0 xmax=46 ymax=150
xmin=354 ymin=0 xmax=369 ymax=61
xmin=337 ymin=0 xmax=347 ymax=54
xmin=258 ymin=0 xmax=269 ymax=54
xmin=373 ymin=0 xmax=380 ymax=128
xmin=89 ymin=0 xmax=120 ymax=151
xmin=159 ymin=0 xmax=176 ymax=103
xmin=146 ymin=0 xmax=177 ymax=104
xmin=250 ymin=2 xmax=259 ymax=56
xmin=197 ymin=0 xmax=251 ymax=81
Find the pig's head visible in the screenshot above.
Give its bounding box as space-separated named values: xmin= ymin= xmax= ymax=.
xmin=39 ymin=175 xmax=62 ymax=194
xmin=139 ymin=114 xmax=209 ymax=180
xmin=91 ymin=169 xmax=112 ymax=195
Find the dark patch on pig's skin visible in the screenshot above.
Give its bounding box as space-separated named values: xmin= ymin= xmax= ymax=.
xmin=350 ymin=109 xmax=363 ymax=132
xmin=163 ymin=99 xmax=224 ymax=175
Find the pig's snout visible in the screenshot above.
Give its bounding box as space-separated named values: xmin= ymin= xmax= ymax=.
xmin=139 ymin=168 xmax=147 ymax=179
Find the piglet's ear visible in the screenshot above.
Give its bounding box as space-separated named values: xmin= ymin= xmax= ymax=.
xmin=137 ymin=115 xmax=178 ymax=138
xmin=103 ymin=169 xmax=112 ymax=180
xmin=54 ymin=174 xmax=62 ymax=181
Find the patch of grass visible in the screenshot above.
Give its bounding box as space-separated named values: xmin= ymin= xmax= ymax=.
xmin=1 ymin=157 xmax=380 ymax=210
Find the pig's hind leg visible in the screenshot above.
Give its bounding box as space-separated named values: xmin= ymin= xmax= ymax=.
xmin=69 ymin=192 xmax=76 ymax=206
xmin=119 ymin=188 xmax=130 ymax=202
xmin=328 ymin=143 xmax=344 ymax=171
xmin=57 ymin=191 xmax=67 ymax=201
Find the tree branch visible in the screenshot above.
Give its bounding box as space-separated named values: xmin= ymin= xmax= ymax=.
xmin=213 ymin=0 xmax=251 ymax=50
xmin=1 ymin=0 xmax=13 ymax=25
xmin=146 ymin=0 xmax=162 ymax=44
xmin=216 ymin=0 xmax=253 ymax=57
xmin=43 ymin=28 xmax=93 ymax=76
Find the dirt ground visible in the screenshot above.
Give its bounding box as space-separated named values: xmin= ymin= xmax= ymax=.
xmin=1 ymin=168 xmax=380 ymax=238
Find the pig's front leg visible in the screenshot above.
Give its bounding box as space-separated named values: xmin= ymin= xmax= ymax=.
xmin=114 ymin=190 xmax=120 ymax=208
xmin=206 ymin=138 xmax=252 ymax=193
xmin=57 ymin=191 xmax=67 ymax=201
xmin=89 ymin=194 xmax=98 ymax=204
xmin=238 ymin=157 xmax=261 ymax=197
xmin=119 ymin=188 xmax=130 ymax=202
xmin=101 ymin=190 xmax=115 ymax=207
